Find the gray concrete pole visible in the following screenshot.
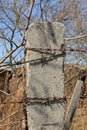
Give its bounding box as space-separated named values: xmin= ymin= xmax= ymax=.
xmin=25 ymin=22 xmax=65 ymax=130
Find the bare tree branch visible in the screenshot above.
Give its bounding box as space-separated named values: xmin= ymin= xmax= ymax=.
xmin=25 ymin=0 xmax=35 ymax=30
xmin=0 ymin=36 xmax=18 ymax=48
xmin=64 ymin=34 xmax=87 ymax=41
xmin=0 ymin=43 xmax=23 ymax=64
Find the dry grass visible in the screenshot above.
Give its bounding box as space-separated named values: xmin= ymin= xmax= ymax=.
xmin=0 ymin=67 xmax=27 ymax=130
xmin=0 ymin=65 xmax=87 ymax=129
xmin=65 ymin=64 xmax=87 ymax=130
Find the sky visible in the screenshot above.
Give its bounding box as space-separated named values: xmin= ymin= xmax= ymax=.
xmin=0 ymin=0 xmax=87 ymax=64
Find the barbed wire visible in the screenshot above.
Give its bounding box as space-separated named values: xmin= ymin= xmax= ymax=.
xmin=0 ymin=34 xmax=87 ymax=129
xmin=0 ymin=47 xmax=87 ymax=67
xmin=0 ymin=33 xmax=87 ymax=65
xmin=26 ymin=47 xmax=87 ymax=53
xmin=0 ymin=96 xmax=66 ymax=105
xmin=0 ymin=95 xmax=87 ymax=105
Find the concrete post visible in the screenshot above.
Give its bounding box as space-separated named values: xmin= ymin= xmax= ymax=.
xmin=25 ymin=22 xmax=65 ymax=130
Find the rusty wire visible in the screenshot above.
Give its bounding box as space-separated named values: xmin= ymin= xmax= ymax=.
xmin=0 ymin=47 xmax=87 ymax=67
xmin=0 ymin=95 xmax=87 ymax=105
xmin=0 ymin=96 xmax=66 ymax=105
xmin=0 ymin=33 xmax=87 ymax=65
xmin=26 ymin=47 xmax=87 ymax=53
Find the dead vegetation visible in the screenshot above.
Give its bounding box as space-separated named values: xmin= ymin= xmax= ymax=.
xmin=0 ymin=66 xmax=27 ymax=130
xmin=65 ymin=64 xmax=87 ymax=130
xmin=0 ymin=65 xmax=87 ymax=129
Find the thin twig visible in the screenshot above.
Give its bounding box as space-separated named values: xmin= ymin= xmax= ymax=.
xmin=64 ymin=34 xmax=87 ymax=41
xmin=0 ymin=43 xmax=23 ymax=64
xmin=0 ymin=90 xmax=11 ymax=96
xmin=25 ymin=0 xmax=35 ymax=30
xmin=0 ymin=36 xmax=17 ymax=48
xmin=0 ymin=118 xmax=26 ymax=127
xmin=0 ymin=107 xmax=26 ymax=123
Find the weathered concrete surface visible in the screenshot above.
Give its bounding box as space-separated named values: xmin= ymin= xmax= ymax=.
xmin=25 ymin=22 xmax=65 ymax=130
xmin=64 ymin=80 xmax=83 ymax=130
